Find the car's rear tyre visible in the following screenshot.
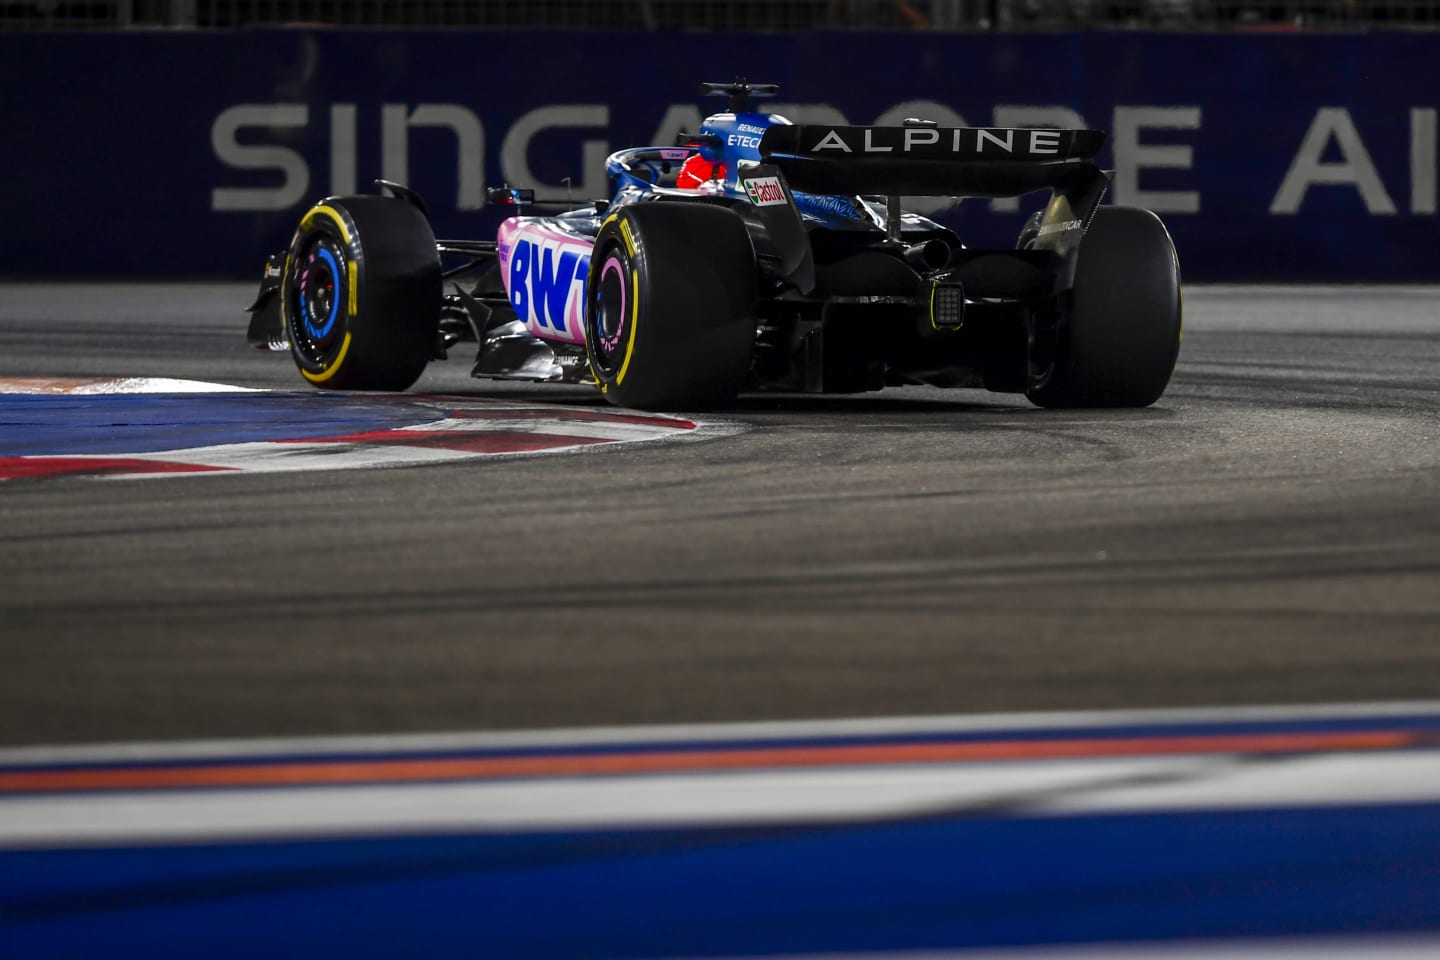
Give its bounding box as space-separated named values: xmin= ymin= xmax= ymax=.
xmin=1026 ymin=206 xmax=1182 ymax=409
xmin=283 ymin=196 xmax=441 ymax=391
xmin=585 ymin=203 xmax=757 ymax=410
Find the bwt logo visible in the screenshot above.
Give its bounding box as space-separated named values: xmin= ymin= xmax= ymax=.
xmin=508 ymin=237 xmax=590 ymax=335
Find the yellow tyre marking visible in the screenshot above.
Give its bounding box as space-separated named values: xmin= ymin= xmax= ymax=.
xmin=615 ymin=268 xmax=639 ymax=386
xmin=1177 ymin=283 xmax=1184 ymax=344
xmin=300 ymin=204 xmax=353 ymax=245
xmin=620 ymin=219 xmax=636 ymax=256
xmin=280 ymin=253 xmax=291 ymax=308
xmin=300 ymin=331 xmax=353 ymax=384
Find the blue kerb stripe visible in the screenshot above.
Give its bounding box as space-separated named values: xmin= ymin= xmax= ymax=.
xmin=3 ymin=803 xmax=1439 ymax=958
xmin=0 ymin=394 xmax=441 ymax=456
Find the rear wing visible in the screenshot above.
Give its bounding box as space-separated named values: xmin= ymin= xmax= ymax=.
xmin=759 ymin=124 xmax=1105 ymax=199
xmin=757 ymin=124 xmax=1115 ymax=296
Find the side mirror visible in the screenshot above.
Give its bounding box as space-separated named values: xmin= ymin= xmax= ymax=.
xmin=675 ymin=132 xmax=722 ymax=151
xmin=487 ymin=186 xmax=535 ymax=208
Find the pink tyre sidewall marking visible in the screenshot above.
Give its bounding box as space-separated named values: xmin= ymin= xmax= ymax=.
xmin=597 ymin=255 xmax=627 ymax=355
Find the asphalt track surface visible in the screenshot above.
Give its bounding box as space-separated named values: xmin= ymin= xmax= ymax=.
xmin=0 ymin=284 xmax=1436 ymax=746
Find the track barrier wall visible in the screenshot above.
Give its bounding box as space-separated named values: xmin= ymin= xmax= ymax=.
xmin=3 ymin=29 xmax=1436 ymax=280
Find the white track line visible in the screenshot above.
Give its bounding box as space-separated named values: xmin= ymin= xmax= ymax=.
xmin=0 ymin=376 xmax=260 ymax=394
xmin=3 ymin=750 xmax=1440 ymax=846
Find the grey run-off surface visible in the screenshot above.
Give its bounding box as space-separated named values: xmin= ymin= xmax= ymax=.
xmin=0 ymin=285 xmax=1436 ymax=745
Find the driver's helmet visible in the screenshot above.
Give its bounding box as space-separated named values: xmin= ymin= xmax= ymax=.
xmin=677 ymin=153 xmax=725 ymax=189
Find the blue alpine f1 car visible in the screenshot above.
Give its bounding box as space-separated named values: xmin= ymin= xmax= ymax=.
xmin=247 ymin=81 xmax=1181 ymax=410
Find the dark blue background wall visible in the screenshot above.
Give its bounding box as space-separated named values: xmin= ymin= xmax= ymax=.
xmin=3 ymin=29 xmax=1435 ymax=280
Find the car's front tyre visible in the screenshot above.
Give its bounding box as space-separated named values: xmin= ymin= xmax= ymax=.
xmin=282 ymin=196 xmax=441 ymax=391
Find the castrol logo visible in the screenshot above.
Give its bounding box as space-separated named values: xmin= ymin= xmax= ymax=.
xmin=743 ymin=176 xmax=787 ymax=207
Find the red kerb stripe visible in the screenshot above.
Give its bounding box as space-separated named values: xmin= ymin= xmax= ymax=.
xmin=274 ymin=430 xmax=615 ymax=452
xmin=0 ymin=457 xmax=233 ymax=480
xmin=0 ymin=731 xmax=1416 ymax=793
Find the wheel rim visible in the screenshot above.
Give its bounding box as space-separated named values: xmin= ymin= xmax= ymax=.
xmin=289 ymin=236 xmax=348 ymax=368
xmin=588 ymin=248 xmax=631 ymax=378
